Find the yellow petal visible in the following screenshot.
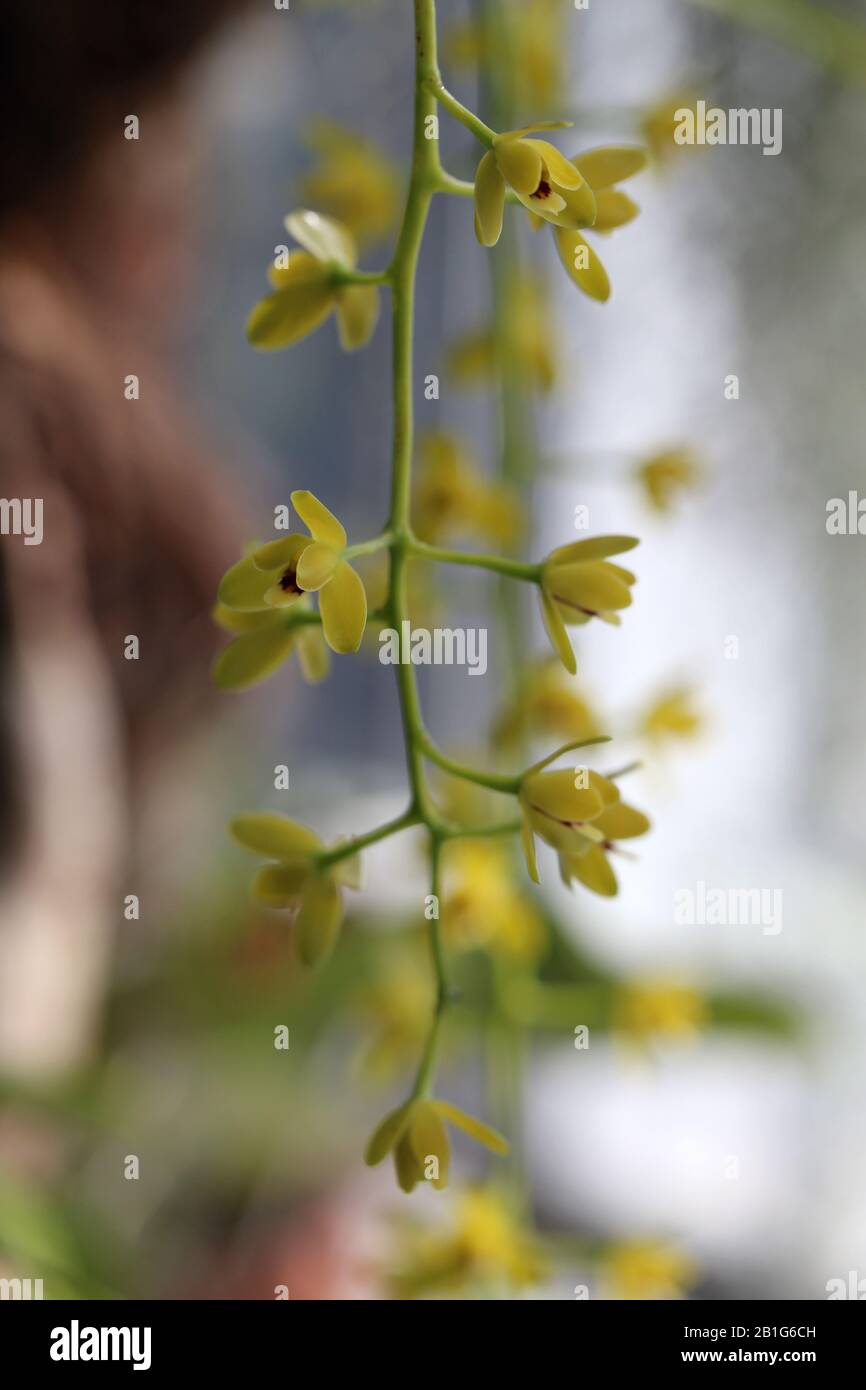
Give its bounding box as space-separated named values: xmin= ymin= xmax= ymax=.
xmin=549 ymin=561 xmax=633 ymax=617
xmin=285 ymin=208 xmax=357 ymax=268
xmin=267 ymin=250 xmax=332 ymax=291
xmin=246 ymin=280 xmax=335 ymax=351
xmin=212 ymin=624 xmax=296 ymax=691
xmin=522 ymin=139 xmax=583 ymax=190
xmin=474 ymin=150 xmax=506 ymax=247
xmin=335 ymin=285 xmax=380 ymax=350
xmin=364 ymin=1101 xmax=416 ymax=1166
xmin=540 ymin=587 xmax=576 ymax=674
xmin=212 ymin=602 xmax=278 ymax=635
xmin=432 ymin=1100 xmax=509 ymax=1155
xmin=296 ymin=541 xmax=340 ymax=592
xmin=544 ymin=178 xmax=598 ymax=229
xmin=295 ymin=873 xmax=343 ymax=967
xmin=408 ymin=1102 xmax=451 ymax=1190
xmin=252 ymin=535 xmax=310 ymax=571
xmin=563 ymin=844 xmax=618 ymax=896
xmin=593 ymin=189 xmax=640 ymax=232
xmin=393 ymin=1132 xmax=421 ymax=1193
xmin=573 ymin=146 xmax=648 ymax=190
xmin=595 ymin=802 xmax=651 ymax=840
xmin=230 ymin=813 xmax=322 ymax=861
xmin=521 ymin=813 xmax=540 ymax=884
xmin=319 ymin=561 xmax=367 ymax=653
xmin=252 ymin=861 xmax=310 ymax=906
xmin=524 ymin=768 xmax=605 ymax=823
xmin=291 ymin=490 xmax=347 ymax=548
xmin=218 ymin=553 xmax=274 ymax=612
xmin=548 ymin=536 xmax=639 ymax=564
xmin=295 ymin=624 xmax=330 ymax=683
xmin=555 ymin=228 xmax=611 ymax=302
xmin=494 ymin=136 xmax=543 ymax=194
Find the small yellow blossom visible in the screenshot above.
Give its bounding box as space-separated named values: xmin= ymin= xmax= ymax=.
xmin=247 ymin=210 xmax=379 ymax=352
xmin=445 ymin=0 xmax=564 ymax=108
xmin=474 ymin=126 xmax=596 ymax=247
xmin=637 ymin=447 xmax=701 ymax=513
xmin=641 ymin=93 xmax=701 ymax=167
xmin=547 ymin=146 xmax=647 ymax=302
xmin=412 ymin=432 xmax=520 ymax=546
xmin=600 ymin=1240 xmax=695 ymax=1300
xmin=518 ymin=741 xmax=649 ymax=893
xmin=355 ymin=952 xmax=434 ymax=1083
xmin=639 ymin=685 xmax=703 ymax=744
xmin=217 ymin=492 xmax=367 ymax=655
xmin=539 ymin=535 xmax=639 ymax=675
xmin=442 ymin=841 xmax=546 ymax=962
xmin=386 ymin=1188 xmax=547 ymax=1298
xmin=495 ymin=659 xmax=601 ymax=747
xmin=212 ymin=595 xmax=329 ymax=690
xmin=447 ymin=274 xmax=557 ymax=393
xmin=231 ymin=812 xmax=361 ymax=968
xmin=365 ymin=1097 xmax=508 ymax=1194
xmin=300 ymin=121 xmax=400 ymax=247
xmin=614 ymin=979 xmax=707 ymax=1045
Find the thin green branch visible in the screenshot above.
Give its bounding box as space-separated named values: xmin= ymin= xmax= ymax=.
xmin=408 ymin=537 xmax=541 ymax=583
xmin=424 ymin=75 xmax=497 ymax=146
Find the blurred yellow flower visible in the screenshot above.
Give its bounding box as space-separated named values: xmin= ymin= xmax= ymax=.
xmin=212 ymin=595 xmax=329 ymax=690
xmin=299 ymin=121 xmax=400 ymax=247
xmin=231 ymin=812 xmax=361 ymax=968
xmin=365 ymin=1098 xmax=508 ymax=1194
xmin=614 ymin=979 xmax=707 ymax=1045
xmin=641 ymin=93 xmax=701 ymax=167
xmin=495 ymin=659 xmax=601 ymax=747
xmin=475 ymin=127 xmax=596 ymax=247
xmin=442 ymin=841 xmax=546 ymax=962
xmin=600 ymin=1241 xmax=695 ymax=1300
xmin=386 ymin=1188 xmax=547 ymax=1298
xmin=445 ymin=0 xmax=564 ymax=108
xmin=247 ymin=209 xmax=379 ymax=352
xmin=548 ymin=146 xmax=647 ymax=302
xmin=447 ymin=273 xmax=557 ymax=394
xmin=355 ymin=952 xmax=434 ymax=1082
xmin=639 ymin=686 xmax=703 ymax=743
xmin=412 ymin=432 xmax=520 ymax=546
xmin=539 ymin=535 xmax=639 ymax=675
xmin=637 ymin=447 xmax=701 ymax=513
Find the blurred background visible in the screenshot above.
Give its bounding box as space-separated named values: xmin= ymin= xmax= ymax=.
xmin=1 ymin=0 xmax=866 ymax=1300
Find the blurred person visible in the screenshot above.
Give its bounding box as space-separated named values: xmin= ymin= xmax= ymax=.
xmin=0 ymin=0 xmax=253 ymax=1077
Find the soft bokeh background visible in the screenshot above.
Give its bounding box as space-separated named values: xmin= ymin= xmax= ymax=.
xmin=2 ymin=0 xmax=866 ymax=1300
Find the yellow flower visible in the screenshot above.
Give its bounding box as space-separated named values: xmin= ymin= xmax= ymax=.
xmin=386 ymin=1188 xmax=547 ymax=1298
xmin=495 ymin=659 xmax=601 ymax=747
xmin=547 ymin=146 xmax=648 ymax=302
xmin=412 ymin=432 xmax=520 ymax=546
xmin=217 ymin=492 xmax=367 ymax=656
xmin=445 ymin=0 xmax=564 ymax=108
xmin=539 ymin=535 xmax=639 ymax=675
xmin=614 ymin=979 xmax=707 ymax=1045
xmin=442 ymin=841 xmax=546 ymax=962
xmin=474 ymin=126 xmax=596 ymax=247
xmin=365 ymin=1097 xmax=508 ymax=1194
xmin=230 ymin=812 xmax=361 ymax=968
xmin=212 ymin=595 xmax=329 ymax=690
xmin=446 ymin=273 xmax=557 ymax=394
xmin=299 ymin=121 xmax=400 ymax=247
xmin=641 ymin=93 xmax=701 ymax=167
xmin=637 ymin=447 xmax=700 ymax=513
xmin=600 ymin=1241 xmax=695 ymax=1300
xmin=247 ymin=210 xmax=379 ymax=352
xmin=518 ymin=741 xmax=650 ymax=892
xmin=355 ymin=953 xmax=434 ymax=1083
xmin=639 ymin=686 xmax=703 ymax=743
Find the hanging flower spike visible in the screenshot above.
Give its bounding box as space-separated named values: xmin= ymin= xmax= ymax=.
xmin=290 ymin=490 xmax=368 ymax=653
xmin=247 ymin=210 xmax=380 ymax=352
xmin=538 ymin=146 xmax=647 ymax=302
xmin=231 ymin=812 xmax=361 ymax=968
xmin=365 ymin=1097 xmax=508 ymax=1194
xmin=473 ymin=124 xmax=596 ymax=247
xmin=539 ymin=535 xmax=639 ymax=675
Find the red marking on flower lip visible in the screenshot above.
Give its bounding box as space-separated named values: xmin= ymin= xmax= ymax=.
xmin=529 ymin=801 xmax=597 ymax=832
xmin=279 ymin=565 xmax=301 ymax=594
xmin=552 ymin=592 xmax=599 ymax=618
xmin=533 ymin=179 xmax=552 ymax=200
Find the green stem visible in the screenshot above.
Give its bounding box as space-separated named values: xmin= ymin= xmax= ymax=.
xmin=342 ymin=531 xmax=394 ymax=562
xmin=424 ymin=76 xmax=497 ymax=146
xmin=411 ymin=835 xmax=448 ymax=1099
xmin=408 ymin=538 xmax=541 ymax=583
xmin=317 ymin=809 xmax=420 ymax=870
xmin=418 ymin=732 xmax=520 ymax=795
